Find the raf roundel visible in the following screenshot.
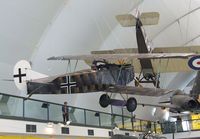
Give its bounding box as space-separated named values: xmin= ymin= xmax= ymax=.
xmin=188 ymin=56 xmax=200 ymax=70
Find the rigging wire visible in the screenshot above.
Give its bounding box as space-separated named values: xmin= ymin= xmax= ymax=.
xmin=93 ymin=17 xmax=105 ymax=46
xmin=185 ymin=0 xmax=192 ymax=44
xmin=183 ymin=34 xmax=200 ymax=46
xmin=151 ymin=6 xmax=200 ymax=41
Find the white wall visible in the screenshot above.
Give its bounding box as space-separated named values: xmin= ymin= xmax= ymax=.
xmin=0 ymin=0 xmax=66 ymax=95
xmin=0 ymin=118 xmax=139 ymax=138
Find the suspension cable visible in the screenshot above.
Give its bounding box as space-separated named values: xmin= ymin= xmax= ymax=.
xmin=151 ymin=6 xmax=200 ymax=41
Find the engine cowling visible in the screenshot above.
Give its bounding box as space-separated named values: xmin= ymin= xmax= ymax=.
xmin=171 ymin=95 xmax=198 ymax=110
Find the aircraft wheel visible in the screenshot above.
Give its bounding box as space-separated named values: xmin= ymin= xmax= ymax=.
xmin=99 ymin=94 xmax=110 ymax=108
xmin=126 ymin=97 xmax=137 ymax=112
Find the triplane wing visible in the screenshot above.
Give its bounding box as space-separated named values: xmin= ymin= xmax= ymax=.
xmin=116 ymin=12 xmax=160 ymax=27
xmin=89 ymin=46 xmax=200 ymax=73
xmin=48 ymin=53 xmax=196 ymax=61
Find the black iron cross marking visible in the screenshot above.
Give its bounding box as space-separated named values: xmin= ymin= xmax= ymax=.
xmin=60 ymin=76 xmax=76 ymax=94
xmin=13 ymin=68 xmax=26 ymax=83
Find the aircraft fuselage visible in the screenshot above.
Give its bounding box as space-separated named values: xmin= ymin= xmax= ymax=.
xmin=27 ymin=64 xmax=134 ymax=95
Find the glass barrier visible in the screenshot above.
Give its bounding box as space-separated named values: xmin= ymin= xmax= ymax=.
xmin=112 ymin=114 xmax=123 ymax=129
xmin=133 ymin=119 xmax=142 ymax=132
xmin=123 ymin=116 xmax=132 ymax=130
xmin=85 ymin=110 xmax=100 ymax=126
xmin=0 ymin=95 xmax=23 ymax=117
xmin=71 ymin=107 xmax=85 ymax=125
xmin=24 ymin=99 xmax=48 ymax=120
xmin=49 ymin=103 xmax=62 ymax=122
xmin=100 ymin=113 xmax=112 ymax=127
xmin=1 ymin=92 xmax=200 ymax=134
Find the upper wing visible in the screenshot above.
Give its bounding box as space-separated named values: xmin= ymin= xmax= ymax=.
xmin=90 ymin=46 xmax=200 ymax=73
xmin=47 ymin=53 xmax=195 ymax=61
xmin=153 ymin=46 xmax=200 ymax=53
xmin=107 ymin=85 xmax=175 ymax=96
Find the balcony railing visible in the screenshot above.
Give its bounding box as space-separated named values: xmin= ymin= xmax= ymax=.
xmin=0 ymin=92 xmax=199 ymax=134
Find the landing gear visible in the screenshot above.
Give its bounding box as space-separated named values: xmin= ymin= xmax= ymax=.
xmin=99 ymin=94 xmax=110 ymax=108
xmin=126 ymin=97 xmax=137 ymax=112
xmin=144 ymin=73 xmax=154 ymax=81
xmin=99 ymin=94 xmax=137 ymax=112
xmin=135 ymin=71 xmax=160 ymax=88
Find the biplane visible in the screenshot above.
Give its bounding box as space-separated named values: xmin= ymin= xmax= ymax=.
xmin=13 ymin=51 xmax=197 ymax=112
xmin=90 ymin=12 xmax=200 ymax=87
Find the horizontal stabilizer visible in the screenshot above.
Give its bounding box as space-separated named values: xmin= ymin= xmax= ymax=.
xmin=116 ymin=12 xmax=159 ymax=27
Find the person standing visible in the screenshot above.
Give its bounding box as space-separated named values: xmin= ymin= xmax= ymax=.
xmin=62 ymin=101 xmax=70 ymax=125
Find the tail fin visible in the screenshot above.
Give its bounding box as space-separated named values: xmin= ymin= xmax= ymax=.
xmin=13 ymin=60 xmax=48 ymax=91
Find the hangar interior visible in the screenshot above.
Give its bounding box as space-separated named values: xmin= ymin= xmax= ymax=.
xmin=0 ymin=0 xmax=200 ymax=139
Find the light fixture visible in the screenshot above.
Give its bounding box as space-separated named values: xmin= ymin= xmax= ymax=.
xmin=47 ymin=122 xmax=54 ymax=128
xmin=114 ymin=126 xmax=119 ymax=130
xmin=182 ymin=111 xmax=190 ymax=114
xmin=58 ymin=122 xmax=64 ymax=127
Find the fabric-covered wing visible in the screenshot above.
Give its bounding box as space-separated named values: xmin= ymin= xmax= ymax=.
xmin=107 ymin=85 xmax=175 ymax=96
xmin=116 ymin=12 xmax=159 ymax=27
xmin=90 ymin=46 xmax=200 ymax=73
xmin=151 ymin=46 xmax=200 ymax=72
xmin=91 ymin=48 xmax=138 ymax=54
xmin=153 ymin=46 xmax=200 ymax=53
xmin=48 ymin=53 xmax=195 ymax=62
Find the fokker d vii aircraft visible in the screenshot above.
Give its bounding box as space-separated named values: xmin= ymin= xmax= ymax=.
xmin=13 ymin=52 xmax=196 ymax=113
xmin=90 ymin=12 xmax=200 ymax=87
